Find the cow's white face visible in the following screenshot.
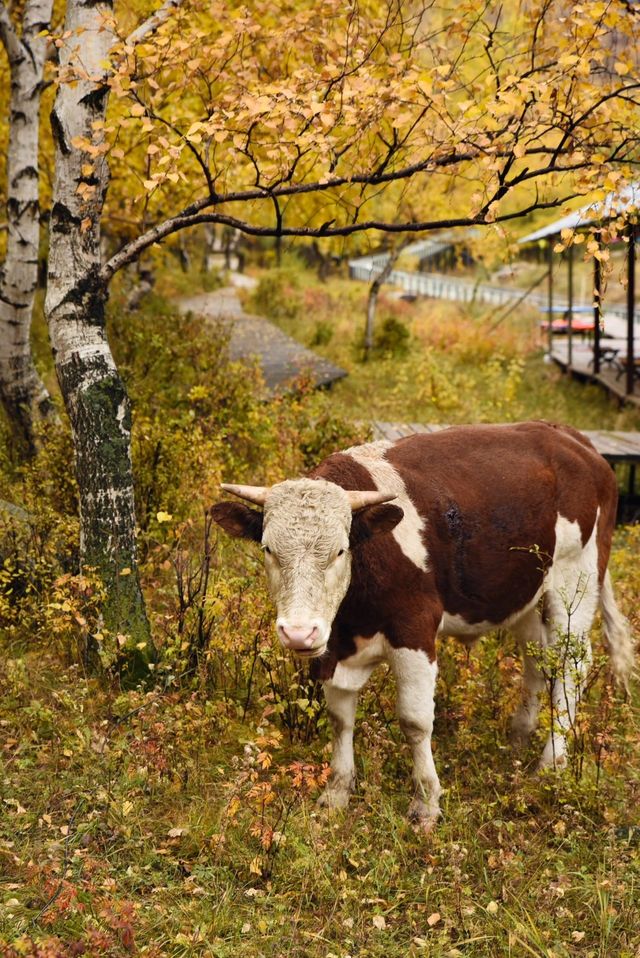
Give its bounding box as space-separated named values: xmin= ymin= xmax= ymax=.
xmin=211 ymin=478 xmax=403 ymax=658
xmin=261 ymin=480 xmax=352 ymax=656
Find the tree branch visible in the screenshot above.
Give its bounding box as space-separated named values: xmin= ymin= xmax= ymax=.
xmin=0 ymin=1 xmax=22 ymax=64
xmin=101 ymin=194 xmax=578 ymax=282
xmin=125 ymin=0 xmax=183 ymax=47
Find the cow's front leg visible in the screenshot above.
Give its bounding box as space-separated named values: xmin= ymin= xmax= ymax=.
xmin=389 ymin=647 xmax=441 ymax=831
xmin=317 ymin=682 xmax=358 ymax=810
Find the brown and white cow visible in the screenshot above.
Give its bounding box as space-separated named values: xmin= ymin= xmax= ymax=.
xmin=211 ymin=421 xmax=634 ymax=830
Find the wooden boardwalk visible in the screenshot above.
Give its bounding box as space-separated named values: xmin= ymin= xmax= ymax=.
xmin=371 ymin=421 xmax=640 ymax=522
xmin=179 ymin=285 xmax=346 ymax=395
xmin=372 ymin=420 xmax=640 ymax=463
xmin=549 ymin=339 xmax=640 ymax=408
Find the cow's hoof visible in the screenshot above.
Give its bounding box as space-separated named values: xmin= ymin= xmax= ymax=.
xmin=537 ymin=740 xmax=568 ymax=772
xmin=508 ymin=722 xmax=533 ymax=750
xmin=537 ymin=752 xmax=568 ymax=773
xmin=407 ymin=798 xmax=439 ymax=835
xmin=317 ymin=786 xmax=351 ymax=811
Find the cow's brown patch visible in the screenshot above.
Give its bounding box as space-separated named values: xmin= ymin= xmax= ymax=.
xmin=309 ymin=421 xmax=618 ymax=682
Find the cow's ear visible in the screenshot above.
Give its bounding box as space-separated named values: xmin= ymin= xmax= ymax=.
xmin=210 ymin=502 xmax=263 ymax=542
xmin=350 ymin=503 xmax=404 ymax=547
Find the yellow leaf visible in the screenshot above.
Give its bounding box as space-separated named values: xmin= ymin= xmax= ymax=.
xmin=614 ymin=61 xmax=630 ymax=76
xmin=156 ymin=511 xmax=173 ymax=523
xmin=427 ymin=912 xmax=441 ymax=926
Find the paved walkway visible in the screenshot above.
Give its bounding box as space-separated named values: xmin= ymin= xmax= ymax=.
xmin=179 ymin=275 xmax=346 ymax=395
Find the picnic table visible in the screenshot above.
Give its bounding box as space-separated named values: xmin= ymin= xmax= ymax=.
xmin=539 ymin=305 xmax=595 ymax=338
xmin=588 ymin=338 xmax=640 ymax=381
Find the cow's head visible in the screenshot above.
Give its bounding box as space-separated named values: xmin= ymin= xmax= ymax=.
xmin=211 ymin=479 xmax=403 ymax=657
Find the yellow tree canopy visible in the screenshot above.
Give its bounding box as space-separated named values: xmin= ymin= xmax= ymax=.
xmin=49 ymin=0 xmax=640 ymax=269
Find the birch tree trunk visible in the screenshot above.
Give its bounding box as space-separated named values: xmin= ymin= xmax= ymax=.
xmin=45 ymin=0 xmax=151 ymax=679
xmin=363 ymin=243 xmax=407 ymax=361
xmin=0 ymin=0 xmax=54 ymax=452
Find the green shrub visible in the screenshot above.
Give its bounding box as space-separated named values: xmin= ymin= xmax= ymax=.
xmin=374 ymin=316 xmax=411 ymax=358
xmin=249 ymin=268 xmax=304 ymax=324
xmin=309 ymin=319 xmax=333 ymax=346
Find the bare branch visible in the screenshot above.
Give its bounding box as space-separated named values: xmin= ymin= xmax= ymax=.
xmin=125 ymin=0 xmax=183 ymax=47
xmin=101 ymin=194 xmax=578 ymax=282
xmin=0 ymin=1 xmax=22 ymax=64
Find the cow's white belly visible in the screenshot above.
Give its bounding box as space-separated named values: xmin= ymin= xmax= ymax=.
xmin=438 ymin=587 xmax=544 ymax=640
xmin=330 ymin=632 xmax=389 ymax=691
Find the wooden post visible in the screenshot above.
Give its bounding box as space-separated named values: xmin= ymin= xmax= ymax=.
xmin=567 ymin=243 xmax=574 ymax=368
xmin=627 ymin=223 xmax=636 ymax=396
xmin=547 ymin=238 xmax=554 ymax=357
xmin=593 ymin=230 xmax=602 ymax=375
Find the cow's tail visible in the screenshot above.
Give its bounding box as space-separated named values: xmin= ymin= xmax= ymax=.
xmin=600 ymin=570 xmax=635 ymax=691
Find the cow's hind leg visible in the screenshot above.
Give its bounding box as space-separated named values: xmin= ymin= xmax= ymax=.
xmin=389 ymin=647 xmax=441 ymax=831
xmin=510 ymin=607 xmax=547 ymax=748
xmin=538 ymin=535 xmax=599 ymax=770
xmin=317 ymin=682 xmax=358 ymax=810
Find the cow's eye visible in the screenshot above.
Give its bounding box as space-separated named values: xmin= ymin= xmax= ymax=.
xmin=337 ymin=549 xmax=345 ymax=557
xmin=263 ymin=545 xmax=271 ymax=555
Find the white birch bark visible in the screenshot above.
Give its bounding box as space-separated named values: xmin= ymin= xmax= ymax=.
xmin=45 ymin=0 xmax=150 ymax=668
xmin=0 ymin=0 xmax=54 ymax=449
xmin=45 ymin=0 xmax=182 ymax=677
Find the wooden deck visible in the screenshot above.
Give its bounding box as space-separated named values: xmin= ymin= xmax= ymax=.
xmin=371 ymin=421 xmax=640 ymax=522
xmin=549 ymin=339 xmax=640 ymax=408
xmin=372 ymin=420 xmax=640 ymax=462
xmin=179 ymin=287 xmax=346 ymax=395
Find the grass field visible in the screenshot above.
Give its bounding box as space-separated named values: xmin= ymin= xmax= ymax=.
xmin=243 ymin=263 xmax=640 ymax=431
xmin=1 ymin=262 xmax=639 ymax=957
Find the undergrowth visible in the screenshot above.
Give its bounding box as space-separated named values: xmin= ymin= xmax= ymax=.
xmin=1 ymin=271 xmax=639 ymax=956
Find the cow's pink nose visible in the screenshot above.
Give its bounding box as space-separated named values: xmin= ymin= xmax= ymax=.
xmin=277 ymin=624 xmax=320 ymax=649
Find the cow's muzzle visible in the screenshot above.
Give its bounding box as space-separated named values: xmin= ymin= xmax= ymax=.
xmin=276 ymin=619 xmax=327 ymax=656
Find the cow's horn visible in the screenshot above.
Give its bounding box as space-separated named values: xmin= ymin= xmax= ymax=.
xmin=221 ymin=483 xmax=269 ymax=506
xmin=346 ymin=490 xmax=397 ymax=511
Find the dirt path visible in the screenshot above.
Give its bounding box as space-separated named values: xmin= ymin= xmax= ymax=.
xmin=179 ymin=275 xmax=346 ymax=394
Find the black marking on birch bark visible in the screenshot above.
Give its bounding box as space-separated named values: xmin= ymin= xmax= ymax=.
xmin=50 ymin=109 xmax=70 ymax=155
xmin=21 ymin=38 xmax=38 ymax=71
xmin=10 ymin=109 xmax=27 ymax=124
xmin=0 ymin=290 xmax=28 ymax=308
xmin=80 ymin=85 xmax=108 ymax=113
xmin=50 ymin=201 xmax=82 ymax=234
xmin=57 ymin=268 xmax=107 ymax=326
xmin=10 ymin=165 xmax=39 ymax=185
